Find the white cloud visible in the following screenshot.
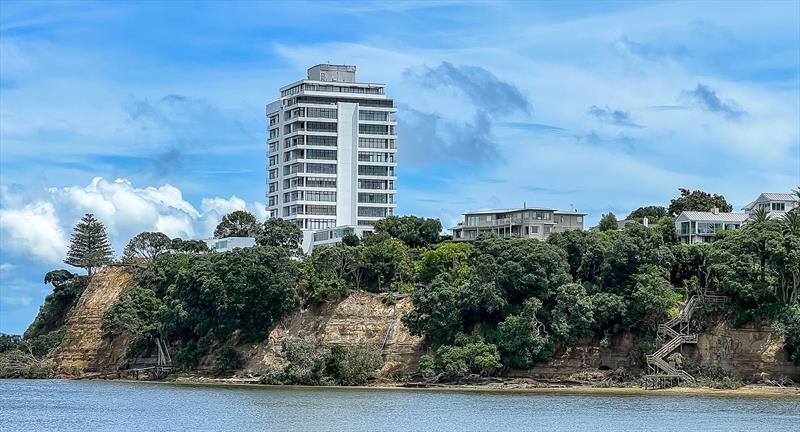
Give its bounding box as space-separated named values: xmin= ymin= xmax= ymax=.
xmin=1 ymin=177 xmax=266 ymax=263
xmin=0 ymin=201 xmax=68 ymax=263
xmin=201 ymin=196 xmax=247 ymax=215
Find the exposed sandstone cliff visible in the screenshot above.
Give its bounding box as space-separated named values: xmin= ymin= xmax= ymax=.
xmin=514 ymin=324 xmax=799 ymax=381
xmin=688 ymin=321 xmax=799 ymax=380
xmin=245 ymin=292 xmax=423 ymax=377
xmin=53 ymin=266 xmax=134 ymax=375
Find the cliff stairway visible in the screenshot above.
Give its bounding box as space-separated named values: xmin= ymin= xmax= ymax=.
xmin=643 ymin=292 xmax=728 ymax=389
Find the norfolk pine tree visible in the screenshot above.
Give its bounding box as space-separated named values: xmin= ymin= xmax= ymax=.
xmin=64 ymin=213 xmax=114 ymax=275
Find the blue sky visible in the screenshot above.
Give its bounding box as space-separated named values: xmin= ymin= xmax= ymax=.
xmin=1 ymin=1 xmax=799 ymax=334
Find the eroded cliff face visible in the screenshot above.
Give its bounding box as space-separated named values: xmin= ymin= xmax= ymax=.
xmin=245 ymin=292 xmax=423 ymax=377
xmin=515 ymin=323 xmax=799 ymax=381
xmin=53 ymin=266 xmax=134 ymax=376
xmin=687 ymin=322 xmax=799 ymax=380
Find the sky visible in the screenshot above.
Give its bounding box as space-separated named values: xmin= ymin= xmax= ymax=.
xmin=1 ymin=0 xmax=799 ymax=334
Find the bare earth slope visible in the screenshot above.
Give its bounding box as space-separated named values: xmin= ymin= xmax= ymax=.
xmin=246 ymin=292 xmax=422 ymax=377
xmin=53 ymin=266 xmax=134 ymax=375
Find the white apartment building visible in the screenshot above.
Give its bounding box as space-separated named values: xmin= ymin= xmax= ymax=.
xmin=266 ymin=64 xmax=397 ymax=251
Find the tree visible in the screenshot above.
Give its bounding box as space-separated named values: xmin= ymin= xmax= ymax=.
xmin=101 ymin=285 xmax=163 ymax=342
xmin=341 ymin=233 xmax=360 ymax=247
xmin=497 ymin=298 xmax=551 ymax=368
xmin=627 ymin=206 xmax=668 ymax=222
xmin=161 ymin=246 xmax=300 ymax=343
xmin=170 ymin=238 xmax=210 ymax=254
xmin=214 ymin=210 xmax=261 ymax=238
xmin=782 ymin=211 xmax=800 ymax=236
xmin=360 ymin=237 xmax=414 ymax=291
xmin=403 ymin=276 xmax=468 ymax=345
xmin=752 ymin=208 xmax=769 ymax=223
xmin=123 ymin=232 xmax=171 ymax=262
xmin=24 ymin=270 xmax=88 ymax=339
xmin=627 ymin=265 xmax=676 ymax=330
xmin=591 ymin=292 xmax=628 ymax=333
xmin=668 ymin=188 xmax=732 ymax=216
xmin=373 ymin=216 xmax=442 ymax=248
xmin=64 ymin=213 xmax=114 ymax=275
xmin=550 ymin=283 xmax=595 ymax=344
xmin=470 ymin=234 xmax=571 ymax=305
xmin=425 ymin=333 xmax=502 ymax=379
xmin=597 ymin=212 xmax=618 ymax=231
xmin=257 ymin=218 xmax=303 ymax=255
xmin=417 ymin=242 xmax=473 ymax=284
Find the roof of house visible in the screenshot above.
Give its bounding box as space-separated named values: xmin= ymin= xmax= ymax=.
xmin=463 ymin=207 xmax=586 ymax=216
xmin=463 ymin=207 xmax=554 ymax=215
xmin=743 ymin=192 xmax=796 ymax=210
xmin=677 ymin=211 xmax=749 ymax=223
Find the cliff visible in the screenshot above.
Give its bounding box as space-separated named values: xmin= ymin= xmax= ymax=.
xmin=515 ymin=324 xmax=799 ymax=381
xmin=47 ymin=266 xmax=797 ymax=382
xmin=688 ymin=321 xmax=798 ymax=380
xmin=53 ymin=266 xmax=134 ymax=375
xmin=245 ymin=292 xmax=422 ymax=377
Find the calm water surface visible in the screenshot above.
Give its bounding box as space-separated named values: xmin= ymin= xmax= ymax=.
xmin=0 ymin=379 xmax=797 ymax=431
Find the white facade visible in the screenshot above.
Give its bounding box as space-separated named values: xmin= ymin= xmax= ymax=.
xmin=310 ymin=224 xmax=374 ymax=250
xmin=451 ymin=207 xmax=586 ymax=241
xmin=675 ymin=210 xmax=748 ymax=244
xmin=204 ymin=237 xmax=256 ymax=252
xmin=266 ymin=64 xmax=397 ymax=251
xmin=742 ymin=192 xmax=797 ymax=219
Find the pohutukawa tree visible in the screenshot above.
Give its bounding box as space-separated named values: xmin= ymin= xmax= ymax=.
xmin=64 ymin=213 xmax=114 ymax=275
xmin=123 ymin=231 xmax=171 ymax=262
xmin=214 ymin=210 xmax=262 ymax=238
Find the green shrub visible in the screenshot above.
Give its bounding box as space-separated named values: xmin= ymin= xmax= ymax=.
xmin=428 ymin=333 xmax=502 ymax=379
xmin=324 ymin=342 xmax=383 ymax=386
xmin=281 ymin=337 xmax=328 ymax=385
xmin=215 ymin=346 xmax=243 ymax=373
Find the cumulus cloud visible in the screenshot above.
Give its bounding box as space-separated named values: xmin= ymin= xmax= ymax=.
xmin=0 ymin=201 xmax=68 ymax=263
xmin=0 ymin=177 xmax=267 ymax=264
xmin=587 ymin=105 xmax=642 ymax=128
xmin=408 ymin=62 xmax=531 ymax=115
xmin=681 ymin=83 xmax=745 ymax=120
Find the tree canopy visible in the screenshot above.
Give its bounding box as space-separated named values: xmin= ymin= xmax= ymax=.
xmin=214 ymin=210 xmax=262 ymax=238
xmin=668 ymin=188 xmax=732 ymax=216
xmin=373 ymin=215 xmax=442 ymax=248
xmin=257 ymin=218 xmax=303 ymax=255
xmin=64 ymin=213 xmax=113 ymax=275
xmin=627 ymin=206 xmax=668 ymax=222
xmin=123 ymin=232 xmax=171 ymax=262
xmin=597 ymin=212 xmax=618 ymax=231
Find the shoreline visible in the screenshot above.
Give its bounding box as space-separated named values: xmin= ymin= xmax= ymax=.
xmin=82 ymin=376 xmax=800 ymax=398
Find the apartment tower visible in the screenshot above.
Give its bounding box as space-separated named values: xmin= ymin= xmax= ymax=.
xmin=266 ymin=64 xmax=397 ymax=250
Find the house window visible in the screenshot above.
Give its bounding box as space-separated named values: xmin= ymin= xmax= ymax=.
xmin=544 ymin=226 xmax=551 ymax=234
xmin=531 ymin=226 xmax=539 ymax=234
xmin=772 ymin=202 xmax=785 ymax=211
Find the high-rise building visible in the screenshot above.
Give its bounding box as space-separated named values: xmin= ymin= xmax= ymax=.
xmin=266 ymin=64 xmax=397 ymax=251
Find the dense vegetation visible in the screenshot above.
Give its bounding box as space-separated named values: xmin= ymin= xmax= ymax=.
xmin=11 ymin=188 xmax=800 ymax=382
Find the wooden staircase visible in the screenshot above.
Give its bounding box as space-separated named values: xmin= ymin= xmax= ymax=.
xmin=643 ymin=293 xmax=728 ymax=388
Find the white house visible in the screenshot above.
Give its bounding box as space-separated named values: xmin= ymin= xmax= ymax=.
xmin=742 ymin=192 xmax=797 ymax=219
xmin=675 ymin=208 xmax=748 ymax=244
